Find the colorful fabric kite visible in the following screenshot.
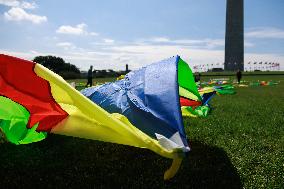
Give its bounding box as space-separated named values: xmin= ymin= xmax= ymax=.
xmin=82 ymin=56 xmax=192 ymax=152
xmin=213 ymin=85 xmax=236 ymax=95
xmin=181 ymin=106 xmax=210 ymax=118
xmin=0 ymin=54 xmax=190 ymax=180
xmin=173 ymin=58 xmax=206 ymax=118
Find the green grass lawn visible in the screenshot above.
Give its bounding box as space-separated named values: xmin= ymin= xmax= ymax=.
xmin=68 ymin=77 xmax=117 ymax=84
xmin=0 ymin=75 xmax=283 ymax=188
xmin=186 ymin=75 xmax=284 ymax=188
xmin=199 ymin=71 xmax=284 ymax=76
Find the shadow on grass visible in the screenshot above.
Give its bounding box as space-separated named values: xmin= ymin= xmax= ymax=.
xmin=0 ymin=135 xmax=242 ymax=189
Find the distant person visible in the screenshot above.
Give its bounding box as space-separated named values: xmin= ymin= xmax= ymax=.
xmin=86 ymin=66 xmax=93 ymax=87
xmin=195 ymin=72 xmax=201 ymax=82
xmin=236 ymin=69 xmax=242 ymax=84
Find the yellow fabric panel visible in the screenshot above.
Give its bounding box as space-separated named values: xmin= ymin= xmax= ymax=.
xmin=179 ymin=86 xmax=199 ymax=101
xmin=238 ymin=84 xmax=248 ymax=87
xmin=198 ymin=87 xmax=215 ymax=95
xmin=34 ymin=64 xmax=176 ymax=159
xmin=181 ymin=107 xmax=197 ymax=118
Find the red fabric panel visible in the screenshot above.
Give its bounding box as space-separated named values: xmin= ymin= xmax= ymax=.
xmin=0 ymin=54 xmax=68 ymax=132
xmin=180 ymin=97 xmax=201 ymax=107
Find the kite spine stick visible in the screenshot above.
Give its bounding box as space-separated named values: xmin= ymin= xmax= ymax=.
xmin=163 ymin=158 xmax=183 ymax=180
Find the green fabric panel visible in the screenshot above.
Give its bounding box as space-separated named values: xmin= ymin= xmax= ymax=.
xmin=182 ymin=106 xmax=210 ymax=118
xmin=249 ymin=82 xmax=260 ymax=86
xmin=215 ymin=89 xmax=236 ymax=95
xmin=19 ymin=123 xmax=47 ymax=144
xmin=268 ymin=81 xmax=279 ymax=85
xmin=179 ymin=86 xmax=199 ymax=101
xmin=0 ymin=96 xmax=47 ymax=144
xmin=215 ymin=85 xmax=236 ymax=95
xmin=177 ymin=58 xmax=202 ymax=101
xmin=0 ymin=96 xmax=30 ymax=144
xmin=181 ymin=107 xmax=197 ymax=117
xmin=220 ymin=85 xmax=234 ymax=90
xmin=194 ymin=106 xmax=210 ymax=117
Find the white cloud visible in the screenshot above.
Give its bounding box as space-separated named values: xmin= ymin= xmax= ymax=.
xmin=56 ymin=23 xmax=99 ymax=36
xmin=172 ymin=39 xmax=208 ymax=45
xmin=1 ymin=34 xmax=283 ymax=71
xmin=30 ymin=50 xmax=39 ymax=54
xmin=56 ymin=42 xmax=76 ymax=50
xmin=4 ymin=7 xmax=47 ymax=24
xmin=147 ymin=37 xmax=253 ymax=49
xmin=0 ymin=0 xmax=37 ymax=9
xmin=140 ymin=37 xmax=224 ymax=49
xmin=109 ymin=44 xmax=224 ymax=67
xmin=56 ymin=23 xmax=87 ymax=35
xmin=0 ymin=0 xmax=20 ymax=7
xmin=89 ymin=32 xmax=99 ymax=36
xmin=152 ymin=37 xmax=170 ymax=42
xmin=20 ymin=1 xmax=37 ymax=9
xmin=1 ymin=46 xmax=283 ymax=71
xmin=198 ymin=39 xmax=224 ymax=49
xmin=103 ymin=38 xmax=114 ymax=43
xmin=246 ymin=27 xmax=284 ymax=39
xmin=244 ymin=41 xmax=254 ymax=47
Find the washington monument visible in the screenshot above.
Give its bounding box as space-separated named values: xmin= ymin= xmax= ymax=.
xmin=225 ymin=0 xmax=244 ymax=71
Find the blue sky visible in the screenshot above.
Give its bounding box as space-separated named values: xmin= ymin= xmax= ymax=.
xmin=0 ymin=0 xmax=283 ymax=71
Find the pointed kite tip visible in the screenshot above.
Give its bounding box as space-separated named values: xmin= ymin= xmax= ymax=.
xmin=163 ymin=158 xmax=183 ymax=180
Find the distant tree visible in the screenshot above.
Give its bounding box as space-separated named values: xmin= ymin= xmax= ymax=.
xmin=33 ymin=55 xmax=64 ymax=73
xmin=33 ymin=55 xmax=81 ymax=79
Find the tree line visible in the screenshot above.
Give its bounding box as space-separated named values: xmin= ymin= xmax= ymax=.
xmin=33 ymin=55 xmax=129 ymax=79
xmin=33 ymin=55 xmax=81 ymax=79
